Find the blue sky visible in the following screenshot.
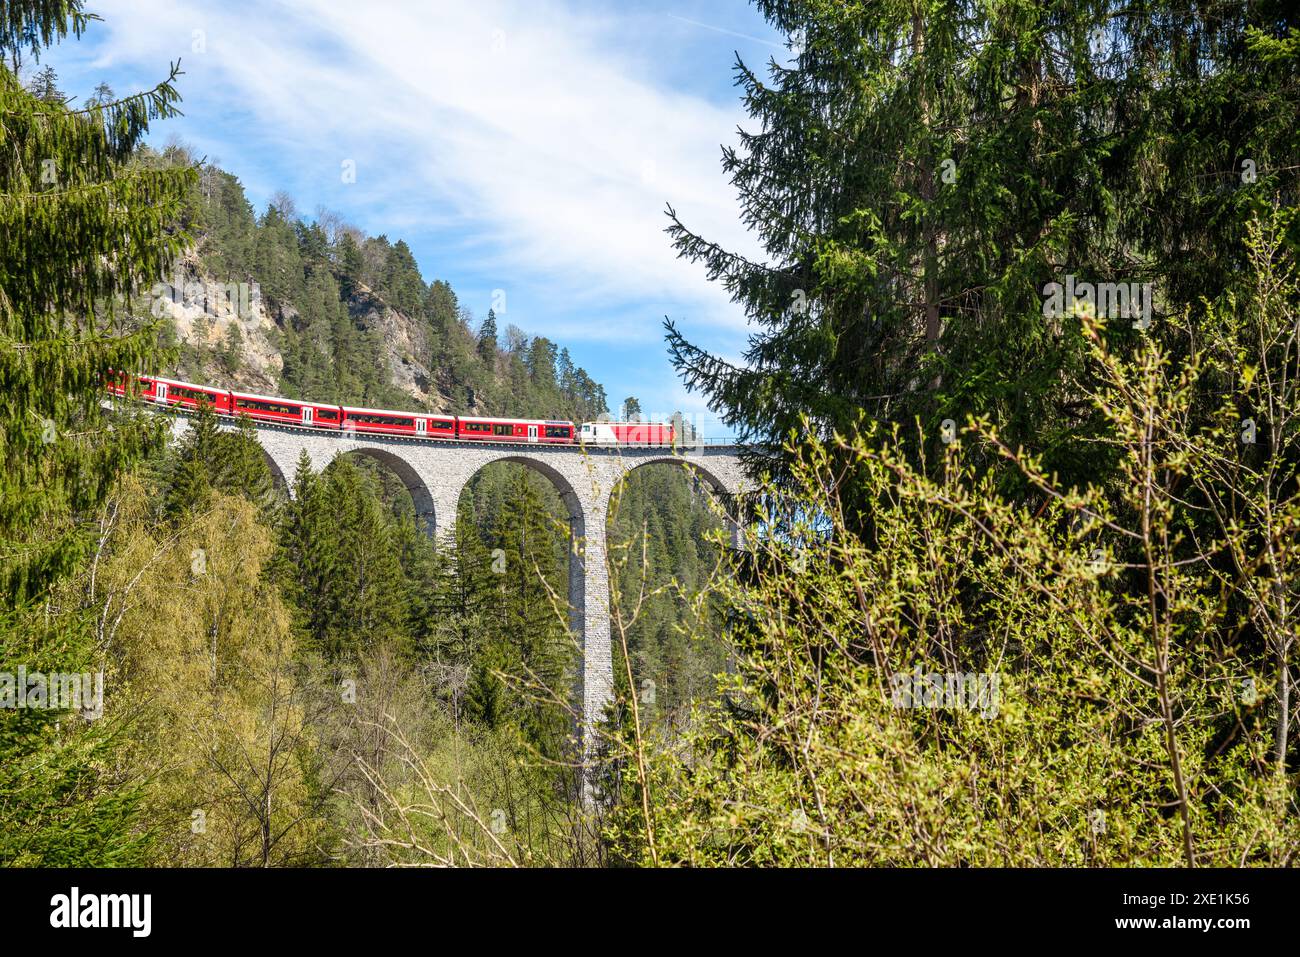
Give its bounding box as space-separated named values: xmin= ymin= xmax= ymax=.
xmin=37 ymin=0 xmax=794 ymax=434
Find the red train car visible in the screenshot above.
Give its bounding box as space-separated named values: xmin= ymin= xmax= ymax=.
xmin=104 ymin=370 xmax=148 ymax=401
xmin=130 ymin=375 xmax=234 ymax=416
xmin=456 ymin=416 xmax=574 ymax=444
xmin=231 ymin=390 xmax=342 ymax=429
xmin=341 ymin=406 xmax=456 ymax=439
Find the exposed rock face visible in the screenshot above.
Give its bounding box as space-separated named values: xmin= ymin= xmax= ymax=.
xmin=344 ymin=284 xmax=444 ymax=410
xmin=152 ymin=252 xmax=282 ymax=393
xmin=157 ymin=252 xmax=448 ymax=409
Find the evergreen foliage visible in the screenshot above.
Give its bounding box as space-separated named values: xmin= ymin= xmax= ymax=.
xmin=665 ymin=0 xmax=1300 ymax=496
xmin=0 ymin=0 xmax=196 ymax=864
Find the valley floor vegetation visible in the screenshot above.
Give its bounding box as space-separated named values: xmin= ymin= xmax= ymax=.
xmin=605 ymin=217 xmax=1300 ymax=866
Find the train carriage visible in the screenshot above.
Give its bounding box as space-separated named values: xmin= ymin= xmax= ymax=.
xmin=456 ymin=416 xmax=574 ymax=444
xmin=121 ymin=375 xmax=234 ymax=416
xmin=231 ymin=390 xmax=342 ymax=429
xmin=104 ymin=371 xmax=150 ymax=401
xmin=341 ymin=406 xmax=456 ymax=439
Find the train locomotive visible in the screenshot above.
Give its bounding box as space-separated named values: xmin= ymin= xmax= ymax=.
xmin=107 ymin=373 xmax=675 ymax=447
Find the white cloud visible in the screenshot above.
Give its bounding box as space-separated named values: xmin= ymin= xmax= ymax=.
xmin=76 ymin=0 xmax=765 ymax=340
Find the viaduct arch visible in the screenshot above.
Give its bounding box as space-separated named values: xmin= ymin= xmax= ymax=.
xmin=168 ymin=415 xmax=750 ymax=796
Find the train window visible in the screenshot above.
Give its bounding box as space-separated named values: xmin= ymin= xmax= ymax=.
xmin=545 ymin=426 xmax=570 ymax=438
xmin=170 ymin=386 xmax=217 ymax=403
xmin=432 ymin=419 xmax=454 ymax=430
xmin=316 ymin=409 xmax=339 ymax=421
xmin=350 ymin=414 xmax=415 ymax=427
xmin=493 ymin=423 xmax=514 ymax=436
xmin=463 ymin=422 xmax=489 ymax=432
xmin=236 ymin=398 xmax=299 ymax=415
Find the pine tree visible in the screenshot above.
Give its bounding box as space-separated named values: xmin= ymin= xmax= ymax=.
xmin=383 ymin=239 xmax=425 ymax=315
xmin=526 ymin=336 xmax=557 ymax=387
xmin=253 ymin=202 xmax=304 ymax=304
xmin=664 ymin=0 xmax=1300 ymax=493
xmin=480 ymin=469 xmax=573 ymax=754
xmin=336 ymin=231 xmax=364 ymax=297
xmin=220 ymin=321 xmax=243 ymax=372
xmin=477 ymin=308 xmax=498 ymax=363
xmin=436 ymin=498 xmax=500 ymax=670
xmin=320 ymin=459 xmax=408 ymax=658
xmin=424 ymin=279 xmax=458 ymax=363
xmin=87 ymin=80 xmax=113 ymax=106
xmin=196 ymin=165 xmax=256 ymax=278
xmin=276 ymin=451 xmax=339 ymax=652
xmin=27 ymin=63 xmax=63 ymax=102
xmin=0 ymin=0 xmax=196 ymax=863
xmin=557 ymin=347 xmax=578 ymax=414
xmin=224 ymin=414 xmax=275 ymax=508
xmin=166 ymin=400 xmax=223 ymax=517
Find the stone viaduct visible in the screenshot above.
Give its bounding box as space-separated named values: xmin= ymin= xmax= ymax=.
xmin=164 ymin=413 xmax=750 ymax=788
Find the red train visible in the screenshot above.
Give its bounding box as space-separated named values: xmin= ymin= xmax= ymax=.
xmin=106 ymin=373 xmax=673 ymax=446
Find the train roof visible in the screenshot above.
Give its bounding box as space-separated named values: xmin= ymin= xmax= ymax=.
xmin=457 ymin=415 xmax=573 ymax=425
xmin=150 ymin=375 xmax=224 ymax=390
xmin=233 ymin=389 xmax=312 ymax=405
xmin=341 ymin=404 xmax=426 ymax=417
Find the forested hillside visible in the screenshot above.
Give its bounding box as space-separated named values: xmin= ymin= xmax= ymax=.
xmin=140 ymin=142 xmax=610 ymax=423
